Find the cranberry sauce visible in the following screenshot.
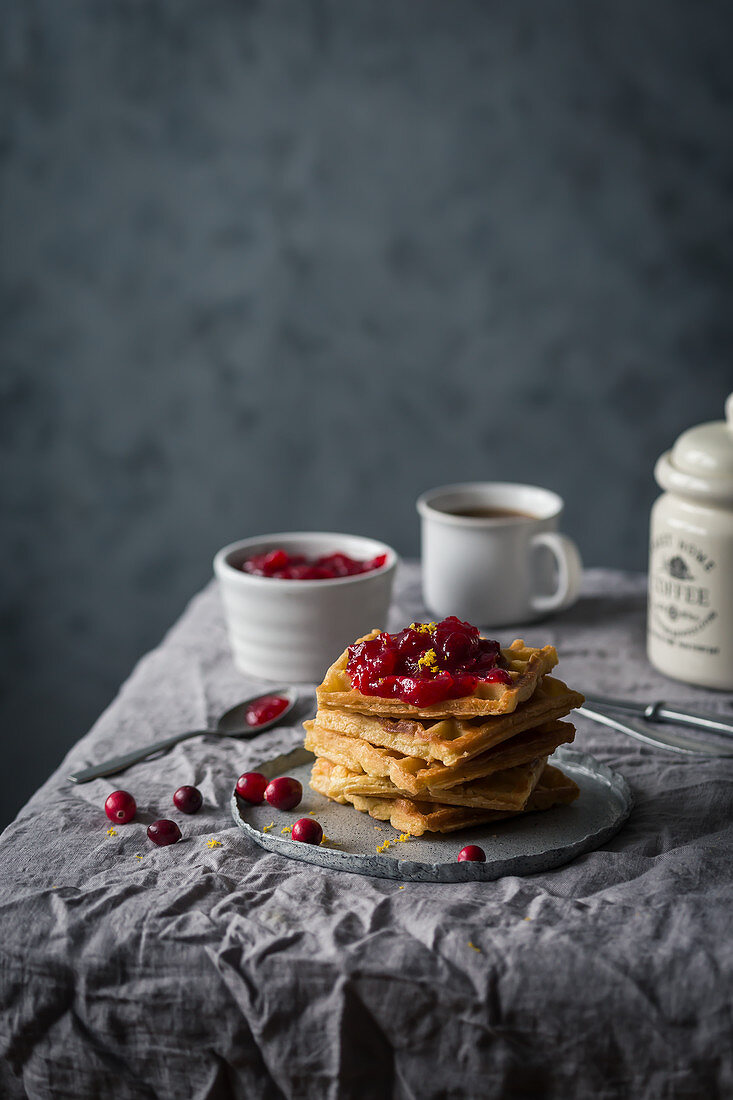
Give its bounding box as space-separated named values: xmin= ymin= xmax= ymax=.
xmin=346 ymin=616 xmax=513 ymax=706
xmin=240 ymin=548 xmax=388 ymax=581
xmin=245 ymin=694 xmax=290 ymax=727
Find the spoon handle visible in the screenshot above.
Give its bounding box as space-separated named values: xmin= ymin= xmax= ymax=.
xmin=67 ymin=729 xmax=213 ymax=783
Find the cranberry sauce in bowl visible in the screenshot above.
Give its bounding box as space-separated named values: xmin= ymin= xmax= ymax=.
xmin=240 ymin=548 xmax=388 ymax=581
xmin=213 ymin=532 xmax=398 ymax=682
xmin=346 ymin=616 xmax=512 ymax=706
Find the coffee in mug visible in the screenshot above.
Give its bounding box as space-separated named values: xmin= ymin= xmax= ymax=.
xmin=416 ymin=482 xmax=583 ymax=627
xmin=446 ymin=507 xmax=537 ymax=521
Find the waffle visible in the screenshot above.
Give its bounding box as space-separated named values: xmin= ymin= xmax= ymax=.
xmin=324 ymin=755 xmax=548 ymax=811
xmin=310 ymin=758 xmax=580 ymax=836
xmin=314 ymin=675 xmax=584 ymax=767
xmin=304 ymin=717 xmax=576 ymax=796
xmin=316 ymin=632 xmax=559 ymax=719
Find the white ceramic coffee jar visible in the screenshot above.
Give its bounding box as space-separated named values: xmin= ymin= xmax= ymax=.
xmin=647 ymin=393 xmax=733 ymax=689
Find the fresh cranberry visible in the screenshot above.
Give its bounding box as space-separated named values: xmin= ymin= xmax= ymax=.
xmin=264 ymin=776 xmax=303 ymax=811
xmin=147 ymin=819 xmax=182 ymax=846
xmin=236 ymin=772 xmax=268 ymax=804
xmin=173 ymin=785 xmax=203 ymax=814
xmin=104 ymin=790 xmax=136 ymax=824
xmin=291 ymin=817 xmax=323 ymax=845
xmin=245 ymin=694 xmax=289 ymax=727
xmin=458 ymin=845 xmax=486 ymax=863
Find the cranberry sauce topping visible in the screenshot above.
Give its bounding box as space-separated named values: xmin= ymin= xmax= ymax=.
xmin=245 ymin=694 xmax=290 ymax=727
xmin=239 ymin=548 xmax=388 ymax=581
xmin=346 ymin=616 xmax=513 ymax=706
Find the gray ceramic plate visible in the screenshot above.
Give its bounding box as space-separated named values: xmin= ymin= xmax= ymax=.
xmin=230 ymin=745 xmax=633 ymax=882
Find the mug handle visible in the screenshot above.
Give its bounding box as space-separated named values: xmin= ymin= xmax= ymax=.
xmin=529 ymin=532 xmax=583 ymax=614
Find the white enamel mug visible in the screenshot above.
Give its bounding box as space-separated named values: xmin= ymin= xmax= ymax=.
xmin=417 ymin=483 xmax=582 ymax=627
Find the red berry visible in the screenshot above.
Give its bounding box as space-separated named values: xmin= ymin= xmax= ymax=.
xmin=104 ymin=790 xmax=136 ymax=824
xmin=291 ymin=817 xmax=323 ymax=845
xmin=436 ymin=629 xmax=475 ymax=665
xmin=236 ymin=772 xmax=267 ymax=804
xmin=147 ymin=819 xmax=182 ymax=847
xmin=264 ymin=776 xmax=302 ymax=811
xmin=483 ymin=668 xmax=512 ymax=686
xmin=367 ymin=648 xmax=398 ymax=678
xmin=457 ymin=845 xmax=486 ymax=863
xmin=173 ymin=785 xmax=202 ymax=814
xmin=395 ymin=627 xmax=428 ymax=657
xmin=263 ymin=548 xmax=290 ymax=572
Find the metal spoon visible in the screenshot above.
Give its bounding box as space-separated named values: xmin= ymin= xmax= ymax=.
xmin=67 ymin=688 xmax=303 ymax=783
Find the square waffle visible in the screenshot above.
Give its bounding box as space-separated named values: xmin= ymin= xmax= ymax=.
xmin=314 ymin=675 xmax=584 ymax=767
xmin=304 ymin=717 xmax=576 ymax=796
xmin=316 ymin=632 xmax=559 ymax=719
xmin=310 ymin=758 xmax=580 ymax=836
xmin=323 ymin=755 xmax=548 ymax=811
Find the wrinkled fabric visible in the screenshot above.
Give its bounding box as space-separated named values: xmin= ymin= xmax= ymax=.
xmin=1 ymin=566 xmax=732 ymax=1100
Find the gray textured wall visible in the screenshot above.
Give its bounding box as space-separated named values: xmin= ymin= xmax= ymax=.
xmin=2 ymin=0 xmax=732 ymax=829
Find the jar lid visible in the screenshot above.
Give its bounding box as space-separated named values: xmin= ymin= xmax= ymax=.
xmin=655 ymin=393 xmax=733 ymax=505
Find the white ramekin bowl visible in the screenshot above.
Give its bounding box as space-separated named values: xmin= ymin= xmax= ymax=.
xmin=213 ymin=532 xmax=399 ymax=682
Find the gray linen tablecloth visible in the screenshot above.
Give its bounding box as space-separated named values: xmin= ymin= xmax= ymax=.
xmin=1 ymin=566 xmax=732 ymax=1100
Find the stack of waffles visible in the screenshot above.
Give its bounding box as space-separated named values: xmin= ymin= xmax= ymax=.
xmin=306 ymin=631 xmax=585 ymax=837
